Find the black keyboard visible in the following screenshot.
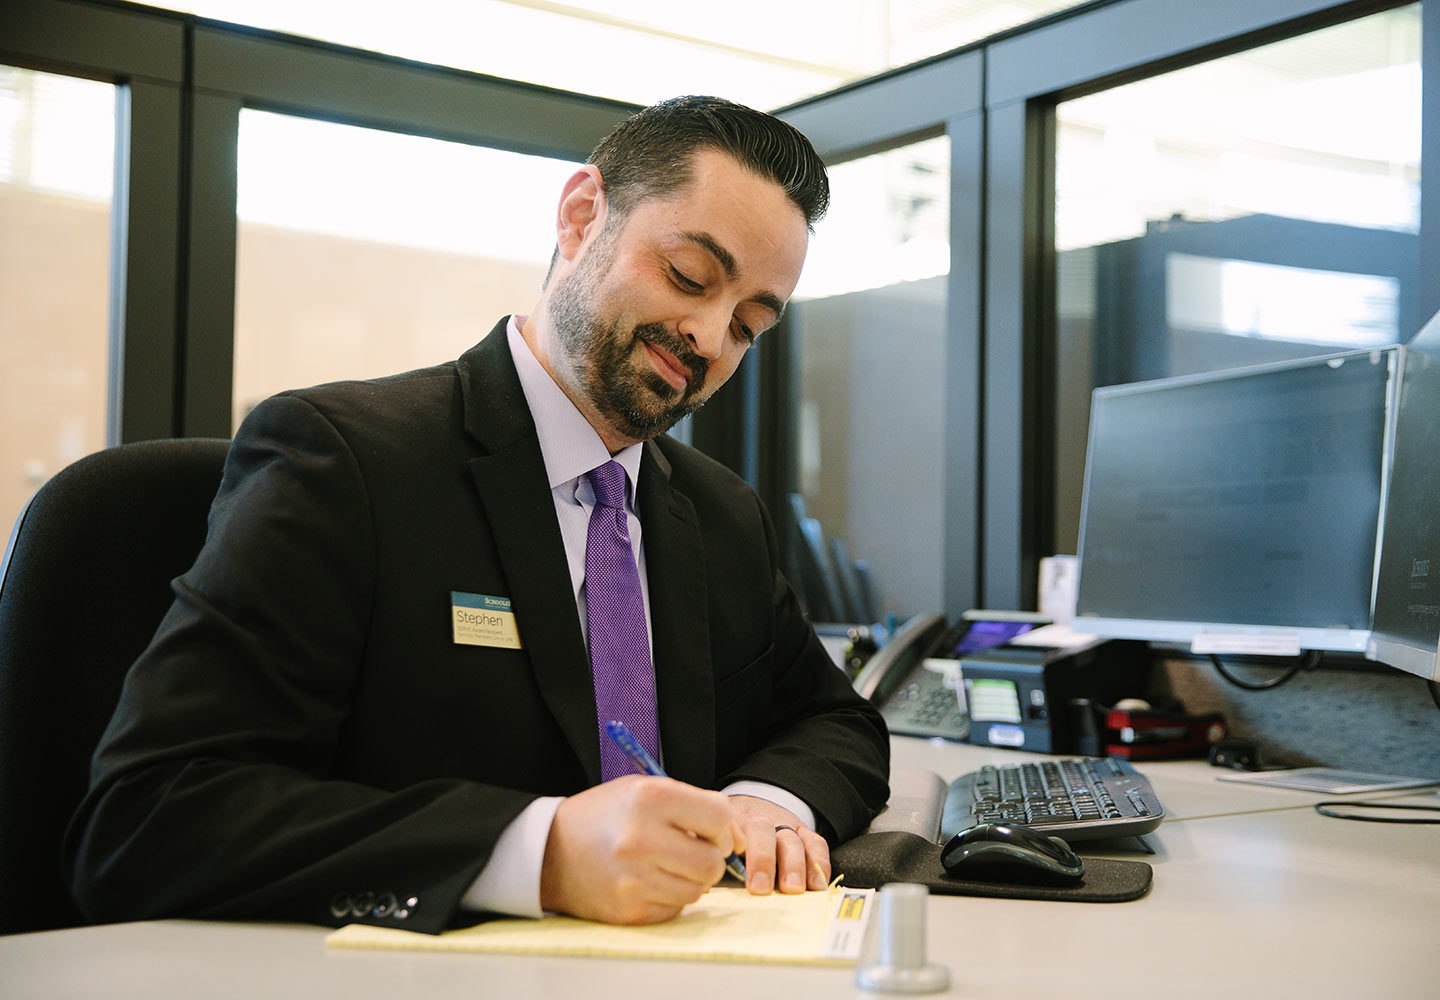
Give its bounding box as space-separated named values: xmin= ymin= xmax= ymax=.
xmin=940 ymin=757 xmax=1166 ymax=843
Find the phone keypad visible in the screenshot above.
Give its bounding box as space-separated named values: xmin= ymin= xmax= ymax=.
xmin=882 ymin=671 xmax=967 ymax=740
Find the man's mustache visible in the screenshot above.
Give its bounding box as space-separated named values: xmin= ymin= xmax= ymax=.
xmin=634 ymin=323 xmax=707 ymax=389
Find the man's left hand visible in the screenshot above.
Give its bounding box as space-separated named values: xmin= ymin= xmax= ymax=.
xmin=727 ymin=795 xmax=831 ymax=896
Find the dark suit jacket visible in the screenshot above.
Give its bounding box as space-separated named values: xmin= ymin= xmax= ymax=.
xmin=63 ymin=320 xmax=890 ymax=934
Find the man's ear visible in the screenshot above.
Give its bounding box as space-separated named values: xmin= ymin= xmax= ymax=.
xmin=555 ymin=165 xmax=606 ymax=263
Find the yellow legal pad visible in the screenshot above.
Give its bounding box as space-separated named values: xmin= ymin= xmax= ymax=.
xmin=325 ymin=884 xmax=876 ymax=965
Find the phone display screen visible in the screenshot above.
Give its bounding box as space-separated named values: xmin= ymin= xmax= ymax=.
xmin=949 ymin=620 xmax=1037 ymax=656
xmin=967 ymin=678 xmax=1023 ymax=724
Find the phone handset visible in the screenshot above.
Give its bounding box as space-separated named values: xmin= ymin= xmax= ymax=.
xmin=852 ymin=612 xmax=948 ymax=705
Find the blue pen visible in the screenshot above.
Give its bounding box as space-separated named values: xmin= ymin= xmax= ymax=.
xmin=605 ymin=720 xmax=748 ymax=883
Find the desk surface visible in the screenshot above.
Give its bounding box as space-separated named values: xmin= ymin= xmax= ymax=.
xmin=6 ymin=740 xmax=1438 ymax=1000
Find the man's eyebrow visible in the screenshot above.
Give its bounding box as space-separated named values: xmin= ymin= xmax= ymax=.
xmin=681 ymin=230 xmax=737 ymax=276
xmin=680 ymin=230 xmax=787 ymax=320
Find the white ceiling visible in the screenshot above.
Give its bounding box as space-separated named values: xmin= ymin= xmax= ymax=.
xmin=138 ymin=0 xmax=1084 ymax=108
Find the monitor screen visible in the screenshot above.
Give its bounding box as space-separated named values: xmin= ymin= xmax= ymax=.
xmin=1368 ymin=312 xmax=1440 ymax=680
xmin=1074 ymin=349 xmax=1393 ymax=654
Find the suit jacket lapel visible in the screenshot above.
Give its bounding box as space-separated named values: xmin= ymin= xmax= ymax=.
xmin=638 ymin=440 xmax=717 ymax=787
xmin=459 ymin=321 xmax=602 ymax=785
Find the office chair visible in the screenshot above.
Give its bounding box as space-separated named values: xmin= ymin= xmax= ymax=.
xmin=0 ymin=437 xmax=230 ymax=935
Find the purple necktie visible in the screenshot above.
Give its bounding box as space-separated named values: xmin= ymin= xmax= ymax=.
xmin=585 ymin=460 xmax=659 ymax=782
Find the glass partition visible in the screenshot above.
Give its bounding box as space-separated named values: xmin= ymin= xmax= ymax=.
xmin=232 ymin=110 xmax=580 ymax=429
xmin=1051 ymin=4 xmax=1421 ymax=554
xmin=786 ymin=135 xmax=949 ymax=621
xmin=0 ymin=66 xmax=115 ymax=535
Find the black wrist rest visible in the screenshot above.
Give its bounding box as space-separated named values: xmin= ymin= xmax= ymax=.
xmin=831 ymin=829 xmax=1153 ymax=903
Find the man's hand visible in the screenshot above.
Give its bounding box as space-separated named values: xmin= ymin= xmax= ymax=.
xmin=727 ymin=794 xmax=831 ymax=896
xmin=539 ymin=775 xmax=743 ymax=924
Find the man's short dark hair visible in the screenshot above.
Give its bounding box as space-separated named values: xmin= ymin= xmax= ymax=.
xmin=589 ymin=95 xmax=829 ymax=229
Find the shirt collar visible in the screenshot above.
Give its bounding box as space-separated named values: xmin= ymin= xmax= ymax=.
xmin=506 ymin=316 xmax=644 ymax=503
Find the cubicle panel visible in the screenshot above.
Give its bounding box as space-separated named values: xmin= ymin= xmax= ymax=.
xmin=1423 ymin=1 xmax=1440 ymax=323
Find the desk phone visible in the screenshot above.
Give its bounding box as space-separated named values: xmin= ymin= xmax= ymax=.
xmin=852 ymin=610 xmax=1050 ymax=740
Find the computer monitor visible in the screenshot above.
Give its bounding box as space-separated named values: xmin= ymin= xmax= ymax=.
xmin=1367 ymin=311 xmax=1440 ymax=681
xmin=1073 ymin=348 xmax=1395 ymax=655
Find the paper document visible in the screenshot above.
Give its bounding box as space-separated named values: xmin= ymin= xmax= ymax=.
xmin=326 ymin=883 xmax=876 ymax=965
xmin=1007 ymin=622 xmax=1099 ymax=649
xmin=1217 ymin=767 xmax=1440 ymax=794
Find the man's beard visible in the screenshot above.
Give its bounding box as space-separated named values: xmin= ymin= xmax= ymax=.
xmin=548 ymin=240 xmax=712 ymax=442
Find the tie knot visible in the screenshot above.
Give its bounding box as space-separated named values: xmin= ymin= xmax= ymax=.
xmin=587 ymin=460 xmax=628 ymax=511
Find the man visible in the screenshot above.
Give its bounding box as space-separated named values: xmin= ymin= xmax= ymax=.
xmin=63 ymin=96 xmax=890 ymax=933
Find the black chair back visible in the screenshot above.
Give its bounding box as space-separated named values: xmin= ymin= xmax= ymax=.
xmin=0 ymin=438 xmax=229 ymax=935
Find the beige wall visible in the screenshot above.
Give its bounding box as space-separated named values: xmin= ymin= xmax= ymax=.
xmin=0 ymin=184 xmax=549 ymax=537
xmin=0 ymin=186 xmax=110 ymax=537
xmin=233 ymin=223 xmax=548 ymax=427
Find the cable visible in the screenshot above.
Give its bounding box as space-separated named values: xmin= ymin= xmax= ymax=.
xmin=1209 ymin=649 xmax=1321 ymax=691
xmin=1314 ymin=801 xmax=1440 ymax=824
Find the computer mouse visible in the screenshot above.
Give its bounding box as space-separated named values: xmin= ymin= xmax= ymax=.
xmin=940 ymin=823 xmax=1085 ymax=883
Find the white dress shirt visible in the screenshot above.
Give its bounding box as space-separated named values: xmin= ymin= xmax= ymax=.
xmin=460 ymin=317 xmax=814 ymax=918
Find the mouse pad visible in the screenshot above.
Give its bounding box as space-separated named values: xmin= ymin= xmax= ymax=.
xmin=831 ymin=830 xmax=1152 ymax=903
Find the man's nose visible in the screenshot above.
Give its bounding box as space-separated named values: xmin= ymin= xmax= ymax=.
xmin=677 ymin=304 xmax=730 ymax=361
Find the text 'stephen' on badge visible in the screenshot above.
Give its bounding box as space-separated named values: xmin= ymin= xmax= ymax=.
xmin=451 ymin=591 xmax=522 ymax=649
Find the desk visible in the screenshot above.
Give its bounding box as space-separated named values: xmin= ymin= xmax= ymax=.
xmin=5 ymin=739 xmax=1437 ymax=999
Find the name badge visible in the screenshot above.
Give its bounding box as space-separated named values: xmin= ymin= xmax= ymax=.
xmin=451 ymin=591 xmax=523 ymax=649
